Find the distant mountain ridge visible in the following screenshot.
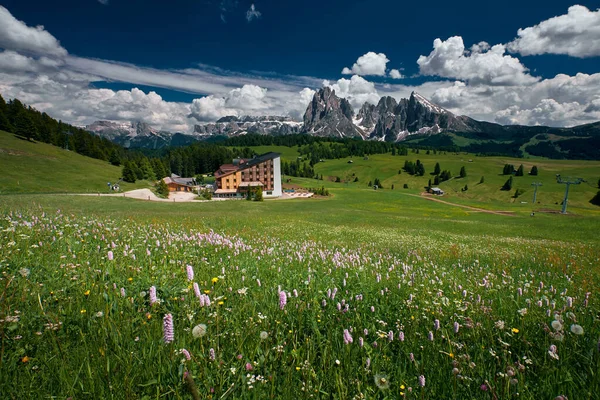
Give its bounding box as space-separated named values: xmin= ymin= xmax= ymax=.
xmin=86 ymin=90 xmax=600 ymax=152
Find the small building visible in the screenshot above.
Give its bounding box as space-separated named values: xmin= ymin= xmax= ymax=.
xmin=430 ymin=187 xmax=444 ymax=196
xmin=213 ymin=152 xmax=282 ymax=198
xmin=162 ymin=174 xmax=198 ymax=192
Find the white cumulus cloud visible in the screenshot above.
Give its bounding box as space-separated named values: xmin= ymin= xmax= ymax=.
xmin=324 ymin=75 xmax=380 ymax=109
xmin=389 ymin=69 xmax=403 ymax=79
xmin=342 ymin=52 xmax=389 ymax=77
xmin=0 ymin=6 xmax=67 ymax=57
xmin=507 ymin=5 xmax=600 ymax=58
xmin=417 ymin=36 xmax=538 ymax=86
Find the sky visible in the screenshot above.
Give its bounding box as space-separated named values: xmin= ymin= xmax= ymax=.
xmin=0 ymin=0 xmax=599 ymax=132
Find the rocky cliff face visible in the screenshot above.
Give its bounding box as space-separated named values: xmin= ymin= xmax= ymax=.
xmin=193 ymin=116 xmax=302 ymax=137
xmin=302 ymin=87 xmax=364 ymax=138
xmin=85 ymin=121 xmax=176 ymax=149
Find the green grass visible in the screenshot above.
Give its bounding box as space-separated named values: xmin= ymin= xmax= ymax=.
xmin=0 ymin=130 xmax=150 ymax=194
xmin=309 ymin=152 xmax=600 ymax=213
xmin=1 ymin=138 xmax=600 ymax=399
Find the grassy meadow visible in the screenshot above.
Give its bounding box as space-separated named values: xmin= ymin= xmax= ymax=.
xmin=0 ymin=131 xmax=150 ymax=194
xmin=1 ymin=138 xmax=600 ymax=399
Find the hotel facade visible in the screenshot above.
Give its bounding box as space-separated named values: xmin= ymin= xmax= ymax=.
xmin=214 ymin=152 xmax=282 ymax=198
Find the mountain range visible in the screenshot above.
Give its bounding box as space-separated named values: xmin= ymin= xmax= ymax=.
xmin=85 ymin=89 xmax=600 ymax=154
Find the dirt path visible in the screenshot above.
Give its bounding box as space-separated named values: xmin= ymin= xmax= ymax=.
xmin=411 ymin=192 xmax=516 ymax=216
xmin=77 ymin=188 xmax=208 ymax=202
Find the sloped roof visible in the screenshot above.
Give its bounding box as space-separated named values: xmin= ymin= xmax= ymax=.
xmin=215 ymin=152 xmax=280 ymax=179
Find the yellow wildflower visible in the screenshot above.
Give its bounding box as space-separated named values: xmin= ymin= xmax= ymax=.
xmin=80 ymin=309 xmax=86 ymax=314
xmin=512 ymin=328 xmax=519 ymax=334
xmin=400 ymin=385 xmax=405 ymax=390
xmin=211 ymin=277 xmax=219 ymax=284
xmin=128 ymin=277 xmax=133 ymax=282
xmin=84 ymin=290 xmax=90 ymax=296
xmin=22 ymin=356 xmax=30 ymax=363
xmin=204 ymin=290 xmax=211 ymax=294
xmin=296 ymin=367 xmax=301 ymax=371
xmin=218 ymin=301 xmax=224 ymax=305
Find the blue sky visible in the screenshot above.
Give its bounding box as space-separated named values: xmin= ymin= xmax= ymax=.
xmin=0 ymin=1 xmax=599 ymax=131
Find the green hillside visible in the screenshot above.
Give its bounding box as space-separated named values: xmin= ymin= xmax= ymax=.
xmin=0 ymin=130 xmax=149 ymax=194
xmin=293 ymin=150 xmax=600 ymax=214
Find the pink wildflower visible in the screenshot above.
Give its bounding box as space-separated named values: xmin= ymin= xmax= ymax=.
xmin=163 ymin=314 xmax=174 ymax=344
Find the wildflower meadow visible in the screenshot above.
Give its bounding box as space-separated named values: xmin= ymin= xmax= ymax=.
xmin=1 ymin=208 xmax=599 ymax=399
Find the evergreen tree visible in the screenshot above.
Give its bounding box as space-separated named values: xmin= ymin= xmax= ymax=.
xmin=353 ymin=176 xmax=359 ymax=182
xmin=14 ymin=111 xmax=38 ymax=140
xmin=122 ymin=161 xmax=136 ymax=183
xmin=398 ymin=169 xmax=402 ymax=174
xmin=590 ymin=191 xmax=600 ymax=206
xmin=434 ymin=175 xmax=440 ymax=185
xmin=501 ymin=176 xmax=513 ymax=191
xmin=391 ymin=184 xmax=394 ymax=190
xmin=109 ymin=150 xmax=121 ymax=166
xmin=515 ymin=164 xmax=524 ymax=176
xmin=416 ymin=162 xmax=425 ymax=176
xmin=460 ymin=166 xmax=467 ymax=178
xmin=152 ymin=158 xmax=168 ymax=180
xmin=428 ymin=179 xmax=432 ymax=188
xmin=139 ymin=157 xmax=156 ymax=180
xmin=155 ymin=179 xmax=170 ymax=198
xmin=503 ymin=164 xmax=515 ymax=175
xmin=0 ymin=95 xmax=12 ymax=132
xmin=529 ymin=165 xmax=538 ymax=176
xmin=254 ymin=187 xmax=263 ymax=202
xmin=0 ymin=109 xmax=12 ymax=133
xmin=367 ymin=180 xmax=372 ymax=187
xmin=434 ymin=162 xmax=441 ymax=175
xmin=403 ymin=183 xmax=408 ymax=188
xmin=391 ymin=147 xmax=396 ymax=156
xmin=479 ymin=176 xmax=485 ymax=184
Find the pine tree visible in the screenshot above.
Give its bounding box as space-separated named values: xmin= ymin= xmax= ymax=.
xmin=139 ymin=157 xmax=156 ymax=180
xmin=0 ymin=109 xmax=12 ymax=133
xmin=109 ymin=150 xmax=121 ymax=166
xmin=479 ymin=176 xmax=485 ymax=184
xmin=434 ymin=162 xmax=441 ymax=175
xmin=529 ymin=166 xmax=538 ymax=176
xmin=459 ymin=166 xmax=467 ymax=178
xmin=434 ymin=175 xmax=440 ymax=185
xmin=122 ymin=161 xmax=137 ymax=183
xmin=515 ymin=164 xmax=524 ymax=176
xmin=14 ymin=111 xmax=38 ymax=141
xmin=155 ymin=179 xmax=170 ymax=198
xmin=590 ymin=191 xmax=600 ymax=206
xmin=428 ymin=179 xmax=432 ymax=188
xmin=501 ymin=176 xmax=513 ymax=191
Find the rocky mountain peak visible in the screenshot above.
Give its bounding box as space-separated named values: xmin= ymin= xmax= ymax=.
xmin=302 ymin=87 xmax=362 ymax=138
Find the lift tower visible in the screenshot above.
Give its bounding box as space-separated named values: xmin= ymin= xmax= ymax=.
xmin=556 ymin=175 xmax=583 ymax=214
